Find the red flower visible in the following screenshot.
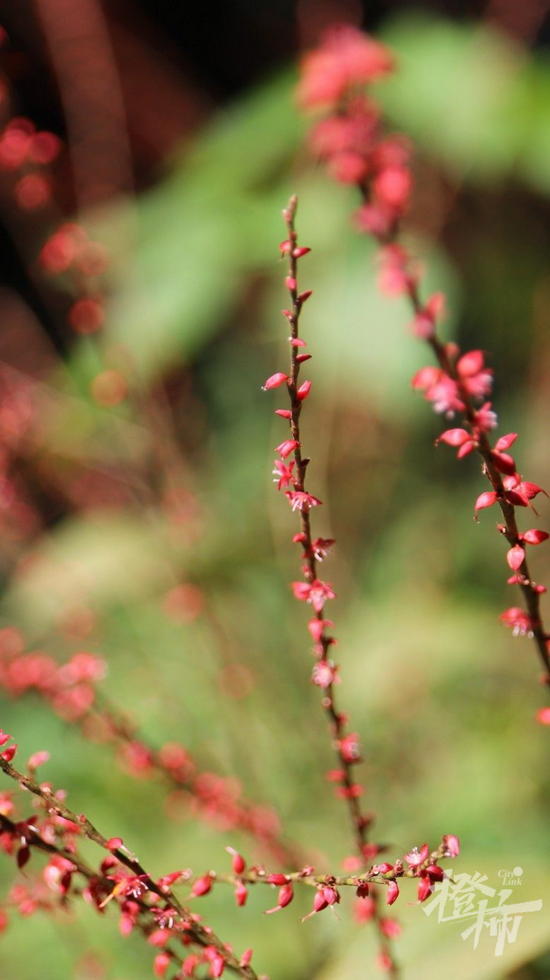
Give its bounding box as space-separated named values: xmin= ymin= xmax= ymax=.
xmin=297 ymin=25 xmax=394 ymax=110
xmin=442 ymin=834 xmax=460 ymax=857
xmin=276 ymin=439 xmax=300 ymax=459
xmin=403 ymin=843 xmax=429 ymax=868
xmin=339 ymin=732 xmax=361 ymax=764
xmin=475 ymin=402 xmax=498 ymax=432
xmin=285 ymin=491 xmax=322 ymax=512
xmin=272 ymin=459 xmax=295 ymax=491
xmin=292 ymin=579 xmax=336 ymax=612
xmin=500 ymin=607 xmax=534 ymax=636
xmin=311 ymin=661 xmax=339 ymax=688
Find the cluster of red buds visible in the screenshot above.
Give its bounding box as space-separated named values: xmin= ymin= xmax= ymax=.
xmin=296 ymin=23 xmax=550 ymax=718
xmin=0 ymin=627 xmax=299 ymax=866
xmin=0 ymin=28 xmax=120 ymax=409
xmin=0 ymin=113 xmax=61 ymax=212
xmin=263 ymin=194 xmax=465 ymax=972
xmin=188 ymin=837 xmax=459 ymax=917
xmin=0 ymin=740 xmax=261 ymax=979
xmin=39 ymin=221 xmax=109 ymax=337
xmin=0 ymin=724 xmax=459 ymax=978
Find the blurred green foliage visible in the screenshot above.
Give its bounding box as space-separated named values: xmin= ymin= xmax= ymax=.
xmin=1 ymin=13 xmax=549 ymax=980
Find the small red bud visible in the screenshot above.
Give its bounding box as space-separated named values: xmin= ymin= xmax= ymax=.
xmin=191 ymin=874 xmax=212 ymax=897
xmin=495 ymin=433 xmax=517 ymax=452
xmin=373 ymin=863 xmax=394 ymax=875
xmin=424 ymin=864 xmax=445 ymax=881
xmin=523 ymin=529 xmax=549 ymax=546
xmin=225 ymin=846 xmax=246 ymax=875
xmin=277 ymin=882 xmax=294 ymax=907
xmin=507 ymin=545 xmax=525 ymax=571
xmin=276 ymin=439 xmax=299 ymax=459
xmin=323 ymin=885 xmax=340 ymax=905
xmin=474 ymin=490 xmax=498 ymax=520
xmin=234 ymin=881 xmax=248 ymax=906
xmin=263 ymin=372 xmax=289 ymax=391
xmin=266 ymin=873 xmax=289 ymax=885
xmin=492 ymin=451 xmax=516 ymax=475
xmin=386 ymin=880 xmax=399 ymax=905
xmin=417 ymin=877 xmax=433 ymax=902
xmin=437 ymin=428 xmax=470 ymax=447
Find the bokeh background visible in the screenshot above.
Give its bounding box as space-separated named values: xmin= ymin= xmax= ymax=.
xmin=0 ymin=1 xmax=549 ymax=978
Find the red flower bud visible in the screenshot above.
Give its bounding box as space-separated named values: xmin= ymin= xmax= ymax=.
xmin=474 ymin=491 xmax=498 ymax=520
xmin=495 ymin=433 xmax=517 ymax=452
xmin=386 ymin=880 xmax=399 ymax=905
xmin=373 ymin=862 xmax=394 ymax=875
xmin=523 ymin=529 xmax=549 ymax=546
xmin=507 ymin=545 xmax=525 ymax=571
xmin=192 ymin=874 xmax=212 ymax=897
xmin=323 ymin=885 xmax=340 ymax=905
xmin=417 ymin=877 xmax=433 ymax=902
xmin=153 ymin=952 xmax=171 ymax=978
xmin=297 ymin=380 xmax=312 ymax=400
xmin=457 ymin=350 xmax=484 ymax=377
xmin=276 ymin=439 xmax=299 ymax=459
xmin=424 ymin=864 xmax=445 ymax=881
xmin=264 ymin=882 xmax=294 ymax=914
xmin=492 ymin=451 xmax=516 ymax=475
xmin=234 ymin=881 xmax=248 ymax=906
xmin=225 ymin=846 xmax=246 ymax=874
xmin=263 ymin=372 xmax=289 ymax=390
xmin=442 ymin=834 xmax=460 ymax=857
xmin=267 ymin=873 xmax=289 ymax=885
xmin=437 ymin=428 xmax=470 ymax=447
